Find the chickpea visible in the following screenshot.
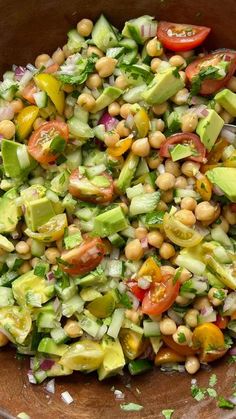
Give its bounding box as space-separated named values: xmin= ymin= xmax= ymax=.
xmin=147 ymin=152 xmax=162 ymax=169
xmin=160 ymin=318 xmax=177 ymax=335
xmin=185 ymin=356 xmax=200 ymax=374
xmin=220 ymin=110 xmax=233 ymax=123
xmin=15 ymin=241 xmax=30 ymax=255
xmin=132 ymin=138 xmax=150 ymax=157
xmin=175 ymin=295 xmax=190 ymax=306
xmin=120 ymin=103 xmax=132 ymax=119
xmin=223 ymin=205 xmax=236 ymax=225
xmin=175 ymin=176 xmax=188 ymax=189
xmin=171 ymin=88 xmax=189 ymax=105
xmin=116 ymin=120 xmax=130 ymax=138
xmin=184 ymin=309 xmax=199 ymax=328
xmin=226 ymin=76 xmax=236 ymax=92
xmin=77 ymin=18 xmax=93 ymax=37
xmin=18 ymin=261 xmax=31 ymax=275
xmin=87 ymin=46 xmax=104 ymax=58
xmin=173 ymin=325 xmax=192 ymax=346
xmin=152 ymin=102 xmax=168 ymax=116
xmin=35 ymin=53 xmax=51 ymax=69
xmin=62 ymin=44 xmax=71 ymax=59
xmin=156 ymin=172 xmax=175 ymax=191
xmin=125 ymin=309 xmax=140 ymax=324
xmin=181 ymin=161 xmax=200 ymax=177
xmin=193 ymin=296 xmax=211 ymax=311
xmin=181 ymin=113 xmax=198 ymax=133
xmin=151 ymin=57 xmax=162 ymax=72
xmin=195 ymin=201 xmax=216 ymax=222
xmin=135 ymin=227 xmax=148 ymax=240
xmin=175 ymin=209 xmax=196 ymax=226
xmin=159 ymin=242 xmax=175 ymax=260
xmin=104 ymin=131 xmax=120 ymax=147
xmin=68 ymin=224 xmax=80 ymax=235
xmin=0 ymin=331 xmax=9 ymax=347
xmin=20 ymin=252 xmax=32 ymax=261
xmin=149 ymin=131 xmax=165 ymax=149
xmin=165 ymin=159 xmax=181 ymax=177
xmin=179 ymin=70 xmax=187 ymax=83
xmin=64 ymin=105 xmax=74 ymax=119
xmin=95 ymin=57 xmax=117 ymax=78
xmin=161 ymin=190 xmax=174 ymax=203
xmin=125 ymin=239 xmax=144 ymax=261
xmin=0 ymin=120 xmax=15 ymax=139
xmin=208 ymin=287 xmax=226 ymax=307
xmin=77 ymin=93 xmax=95 ymax=111
xmin=179 ymin=50 xmax=194 ymax=59
xmin=155 ymin=119 xmax=165 ymax=132
xmin=160 ymin=266 xmax=175 ymax=277
xmin=169 ymin=55 xmax=186 ymax=69
xmin=52 ymin=47 xmax=65 ymax=65
xmin=86 ymin=73 xmax=102 ymax=89
xmin=147 ymin=231 xmax=164 ymax=248
xmin=10 ymin=99 xmax=23 ymax=114
xmin=64 ymin=320 xmax=83 ymax=338
xmin=108 ymin=102 xmax=120 ymax=117
xmin=115 ymin=75 xmax=129 ymax=90
xmin=146 ymin=37 xmax=163 ymax=57
xmin=45 ymin=247 xmax=60 ymax=264
xmin=181 ymin=197 xmax=197 ymax=211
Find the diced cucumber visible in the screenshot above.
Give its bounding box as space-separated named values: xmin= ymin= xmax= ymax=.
xmin=75 ymin=266 xmax=107 ymax=287
xmin=68 ymin=116 xmax=94 ymax=139
xmin=119 ymin=38 xmax=138 ymax=49
xmin=211 ymin=226 xmax=233 ymax=249
xmin=62 ymin=294 xmax=84 ymax=317
xmin=126 ymin=183 xmax=145 ymax=199
xmin=123 ymin=84 xmax=147 ymax=103
xmin=80 ymin=288 xmax=102 ymax=302
xmin=122 ymin=15 xmax=157 ymax=45
xmin=108 ymin=233 xmax=125 ymax=248
xmin=175 ymin=254 xmax=206 ymax=276
xmin=122 ymin=318 xmax=143 ymax=335
xmin=174 ymin=189 xmax=201 ymax=199
xmin=73 ymin=105 xmax=89 ymax=123
xmin=128 ymin=359 xmax=152 ymax=375
xmin=106 ymin=260 xmax=124 ymax=278
xmin=92 ymin=15 xmax=118 ymax=52
xmin=143 ymin=320 xmax=160 ymax=337
xmin=36 ymin=311 xmax=59 ymax=330
xmin=33 ymin=91 xmax=48 ymax=108
xmin=107 ymin=308 xmax=125 ymax=339
xmin=121 ymin=49 xmax=138 ymax=65
xmin=67 ymin=29 xmax=84 ymax=53
xmin=51 ymin=327 xmax=68 ymax=344
xmin=38 ymin=337 xmax=68 ymax=356
xmin=129 ymin=192 xmax=160 ymax=216
xmin=0 ymin=287 xmax=14 ymax=307
xmin=76 ymin=313 xmax=100 ymax=338
xmin=106 ymin=47 xmax=125 ymax=59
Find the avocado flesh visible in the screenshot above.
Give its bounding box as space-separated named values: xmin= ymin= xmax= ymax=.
xmin=91 ymin=86 xmax=123 ymax=113
xmin=1 ymin=139 xmax=36 ymax=178
xmin=93 ymin=206 xmax=128 ymax=237
xmin=24 ymin=197 xmax=56 ymax=231
xmin=206 ymin=167 xmax=236 ymax=201
xmin=98 ymin=337 xmax=125 ymax=380
xmin=142 ymin=67 xmax=184 ymax=105
xmin=215 ymin=88 xmax=236 ymax=117
xmin=196 ymin=109 xmax=224 ymax=151
xmin=170 ymin=144 xmax=193 ymax=161
xmin=0 ymin=196 xmax=19 ymax=233
xmin=12 ymin=270 xmax=54 ymax=307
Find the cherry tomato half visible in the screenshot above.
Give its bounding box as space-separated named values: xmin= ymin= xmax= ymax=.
xmin=61 ymin=237 xmax=105 ymax=276
xmin=142 ymin=275 xmax=180 ymax=316
xmin=157 ymin=21 xmax=211 ymax=52
xmin=159 ymin=133 xmax=206 ymax=163
xmin=162 ymin=335 xmax=196 ymax=356
xmin=127 ymin=281 xmax=147 ymax=301
xmin=28 ymin=120 xmax=69 ymax=164
xmin=186 ymin=49 xmax=236 ymax=95
xmin=69 ymin=169 xmax=114 ymax=204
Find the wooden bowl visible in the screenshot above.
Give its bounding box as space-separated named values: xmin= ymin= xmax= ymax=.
xmin=0 ymin=1 xmax=236 ymax=417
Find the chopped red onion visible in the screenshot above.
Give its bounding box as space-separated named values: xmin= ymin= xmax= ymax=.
xmin=110 ymin=248 xmax=120 ymax=260
xmin=213 ymin=185 xmax=224 ymax=196
xmin=114 ymin=389 xmax=125 ymax=400
xmin=201 ymin=306 xmax=213 ymax=316
xmin=201 ymin=108 xmax=209 ymax=117
xmin=224 ymin=54 xmax=231 ymax=62
xmin=40 ymin=359 xmax=55 ymax=371
xmin=99 ymin=112 xmax=118 ymax=131
xmin=220 ymin=128 xmax=235 ymax=144
xmin=30 ymin=358 xmax=35 ymax=371
xmin=228 ymin=396 xmax=236 ymax=405
xmin=46 ymin=271 xmax=55 ymax=282
xmin=167 ymin=308 xmax=183 ymax=325
xmin=61 ymin=391 xmax=74 ymax=405
xmin=108 ymin=75 xmax=115 ymax=86
xmin=87 ymin=246 xmax=99 ymax=256
xmin=14 ymin=66 xmax=27 ymax=81
xmin=127 ymin=291 xmax=140 ymax=310
xmin=27 ymin=371 xmax=36 ymax=384
xmin=0 ymin=105 xmax=14 ymax=121
xmin=229 ymin=346 xmax=236 ymax=356
xmin=138 ymin=277 xmax=151 ymax=290
xmin=157 ymin=164 xmax=165 ymax=174
xmin=139 ymin=344 xmax=155 ymax=361
xmin=46 ymin=378 xmax=55 ymax=394
xmin=140 ymin=237 xmax=149 ymax=250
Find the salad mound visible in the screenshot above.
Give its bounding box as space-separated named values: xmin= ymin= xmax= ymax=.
xmin=0 ymin=14 xmax=235 ymax=383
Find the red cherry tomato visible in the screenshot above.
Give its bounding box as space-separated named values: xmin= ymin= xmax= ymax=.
xmin=69 ymin=169 xmax=114 ymax=204
xmin=157 ymin=21 xmax=211 ymax=52
xmin=60 ymin=237 xmax=105 ymax=276
xmin=159 ymin=133 xmax=206 ymax=163
xmin=28 ymin=120 xmax=69 ymax=164
xmin=214 ymin=315 xmax=229 ymax=329
xmin=142 ymin=275 xmax=180 ymax=316
xmin=127 ymin=281 xmax=147 ymax=301
xmin=186 ymin=49 xmax=236 ymax=95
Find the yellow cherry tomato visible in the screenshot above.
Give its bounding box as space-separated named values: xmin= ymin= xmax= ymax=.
xmin=119 ymin=329 xmax=148 ymax=360
xmin=196 ymin=175 xmax=212 ymax=201
xmin=25 ymin=213 xmax=67 ymax=242
xmin=163 ymin=213 xmax=203 ymax=248
xmin=138 ymin=256 xmax=162 ymax=283
xmin=16 ymin=105 xmax=39 ymax=140
xmin=34 ymin=73 xmax=65 ymax=115
xmin=107 ymin=136 xmax=133 ymax=157
xmin=60 ymin=339 xmax=104 ymax=371
xmin=0 ymin=306 xmax=32 ymax=344
xmin=134 ymin=108 xmax=150 ymax=138
xmin=154 ymin=347 xmax=186 ymax=366
xmin=192 ymin=323 xmax=226 ymax=362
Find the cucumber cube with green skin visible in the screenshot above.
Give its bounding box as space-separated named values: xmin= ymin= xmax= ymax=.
xmin=92 ymin=14 xmax=118 ymax=52
xmin=24 ymin=197 xmax=56 ymax=231
xmin=38 ymin=337 xmax=68 ymax=357
xmin=75 ymin=266 xmax=107 ymax=287
xmin=93 ymin=206 xmax=128 ymax=238
xmin=215 ymin=88 xmax=236 ymax=117
xmin=1 ymin=139 xmax=37 ymax=178
xmin=122 ymin=15 xmax=157 ymax=45
xmin=129 ymin=192 xmax=160 ymax=216
xmin=98 ymin=337 xmax=125 ymax=380
xmin=68 ymin=117 xmax=94 ymax=139
xmin=67 ymin=29 xmax=84 ymax=53
xmin=117 ymin=152 xmax=139 ymax=192
xmin=196 ymin=109 xmax=224 ymax=151
xmin=142 ymin=67 xmax=184 ymax=105
xmin=91 ymin=86 xmax=123 ymax=113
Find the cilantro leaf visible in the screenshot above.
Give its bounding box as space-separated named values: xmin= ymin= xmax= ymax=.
xmin=190 ymin=65 xmax=223 ymax=96
xmin=227 ymin=355 xmax=236 ymax=365
xmin=213 ymin=289 xmax=225 ymax=300
xmin=177 ymin=332 xmax=186 ymax=344
xmin=162 ymin=409 xmax=174 ymax=419
xmin=209 ymin=374 xmax=217 ymax=387
xmin=217 ymin=397 xmax=235 ymax=409
xmin=120 ymin=403 xmax=143 ymax=412
xmin=117 ymin=291 xmax=132 ymax=309
xmin=207 ymin=388 xmax=217 ymax=398
xmin=57 ymin=53 xmax=98 ymax=85
xmin=191 ymin=385 xmax=206 ymax=401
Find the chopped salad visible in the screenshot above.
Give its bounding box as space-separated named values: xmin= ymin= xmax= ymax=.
xmin=0 ymin=14 xmax=236 ymax=384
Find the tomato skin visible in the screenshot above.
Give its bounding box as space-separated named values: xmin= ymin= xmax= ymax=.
xmin=157 ymin=21 xmax=211 ymax=51
xmin=21 ymin=81 xmax=37 ymax=104
xmin=61 ymin=237 xmax=105 ymax=276
xmin=159 ymin=133 xmax=206 ymax=163
xmin=155 ymin=347 xmax=186 ymax=365
xmin=162 ymin=335 xmax=196 ymax=356
xmin=186 ymin=49 xmax=236 ymax=95
xmin=142 ymin=275 xmax=180 ymax=315
xmin=127 ymin=281 xmax=147 ymax=301
xmin=28 ymin=121 xmax=69 ymax=164
xmin=69 ymin=169 xmax=114 ymax=204
xmin=214 ymin=315 xmax=229 ymax=329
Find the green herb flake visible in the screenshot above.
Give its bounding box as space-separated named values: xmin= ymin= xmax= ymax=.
xmin=190 ymin=65 xmax=223 ymax=96
xmin=162 ymin=409 xmax=174 ymax=419
xmin=213 ymin=289 xmax=225 ymax=301
xmin=227 ymin=355 xmax=236 ymax=365
xmin=50 ymin=135 xmax=66 ymax=154
xmin=118 ymin=292 xmax=132 ymax=309
xmin=120 ymin=403 xmax=143 ymax=412
xmin=34 ymin=263 xmax=48 ymax=277
xmin=177 ymin=332 xmax=186 ymax=344
xmin=217 ymin=396 xmax=235 ymax=409
xmin=209 ymin=374 xmax=217 ymax=387
xmin=191 ymin=384 xmax=206 ymax=402
xmin=172 ymin=67 xmax=180 ymax=78
xmin=173 ymin=267 xmax=182 ymax=285
xmin=58 ymin=53 xmax=98 ymax=85
xmin=207 ymin=388 xmax=217 ymax=398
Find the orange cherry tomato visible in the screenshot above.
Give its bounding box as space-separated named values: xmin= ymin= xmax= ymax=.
xmin=196 ymin=175 xmax=212 ymax=201
xmin=192 ymin=323 xmax=227 ymax=362
xmin=28 ymin=120 xmax=69 ymax=164
xmin=207 ymin=138 xmax=229 ymax=164
xmin=107 ymin=136 xmax=133 ymax=157
xmin=138 ymin=257 xmax=163 ymax=283
xmin=44 ymin=63 xmax=60 ymax=74
xmin=162 ymin=335 xmax=197 ymax=357
xmin=154 ymin=347 xmax=186 ymax=366
xmin=21 ymin=81 xmax=37 ymax=104
xmin=61 ymin=237 xmax=105 ymax=276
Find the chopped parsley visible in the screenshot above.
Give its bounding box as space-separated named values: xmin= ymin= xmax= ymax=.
xmin=58 ymin=53 xmax=98 ymax=85
xmin=217 ymin=397 xmax=235 ymax=409
xmin=161 ymin=409 xmax=174 ymax=419
xmin=207 ymin=388 xmax=217 ymax=398
xmin=227 ymin=355 xmax=236 ymax=365
xmin=172 ymin=67 xmax=180 ymax=78
xmin=191 ymin=384 xmax=206 ymax=401
xmin=209 ymin=374 xmax=217 ymax=387
xmin=213 ymin=289 xmax=225 ymax=300
xmin=190 ymin=65 xmax=223 ymax=96
xmin=173 ymin=267 xmax=182 ymax=285
xmin=49 ymin=135 xmax=66 ymax=154
xmin=120 ymin=403 xmax=143 ymax=412
xmin=34 ymin=263 xmax=49 ymax=277
xmin=177 ymin=332 xmax=186 ymax=344
xmin=118 ymin=291 xmax=132 ymax=309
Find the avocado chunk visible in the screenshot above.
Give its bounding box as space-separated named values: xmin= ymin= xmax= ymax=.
xmin=122 ymin=15 xmax=157 ymax=45
xmin=87 ymin=291 xmax=116 ymax=318
xmin=215 ymin=88 xmax=236 ymax=117
xmin=206 ymin=167 xmax=236 ymax=201
xmin=93 ymin=206 xmax=128 ymax=237
xmin=196 ymin=109 xmax=224 ymax=151
xmin=75 ymin=266 xmax=107 ymax=287
xmin=117 ymin=152 xmax=139 ymax=192
xmin=98 ymin=337 xmax=125 ymax=380
xmin=0 ymin=196 xmax=19 ymax=234
xmin=1 ymin=139 xmax=36 ymax=178
xmin=46 ymin=363 xmax=73 ymax=377
xmin=142 ymin=67 xmax=184 ymax=105
xmin=92 ymin=14 xmax=118 ymax=52
xmin=91 ymin=86 xmax=123 ymax=113
xmin=12 ymin=270 xmax=55 ymax=307
xmin=170 ymin=144 xmax=193 ymax=161
xmin=38 ymin=337 xmax=68 ymax=356
xmin=24 ymin=197 xmax=56 ymax=231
